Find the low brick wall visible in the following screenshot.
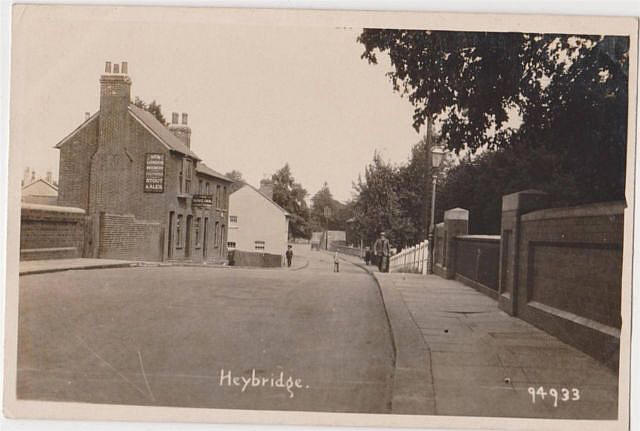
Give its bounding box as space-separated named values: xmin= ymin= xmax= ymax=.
xmin=98 ymin=213 xmax=163 ymax=261
xmin=20 ymin=203 xmax=86 ymax=260
xmin=515 ymin=201 xmax=624 ymax=369
xmin=453 ymin=235 xmax=500 ymax=298
xmin=228 ymin=250 xmax=282 ymax=267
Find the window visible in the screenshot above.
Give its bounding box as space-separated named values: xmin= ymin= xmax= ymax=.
xmin=216 ymin=185 xmax=221 ymax=208
xmin=205 ymin=182 xmax=210 ymax=195
xmin=178 ymin=167 xmax=184 ymax=194
xmin=227 ymin=241 xmax=236 ymax=249
xmin=195 ymin=217 xmax=201 ymax=246
xmin=199 ymin=180 xmax=203 ymax=194
xmin=176 ymin=215 xmax=183 ymax=247
xmin=223 ymin=186 xmax=227 ymax=209
xmin=254 ymin=240 xmax=265 ymax=251
xmin=230 ymin=215 xmax=238 ymax=223
xmin=214 ymin=221 xmax=219 ymax=247
xmin=183 ymin=159 xmax=193 ymax=194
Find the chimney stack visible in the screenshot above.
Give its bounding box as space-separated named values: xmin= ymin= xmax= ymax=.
xmin=259 ymin=179 xmax=274 ymax=200
xmin=99 ymin=60 xmax=131 ymax=116
xmin=169 ymin=111 xmax=191 ymax=149
xmin=84 ymin=112 xmax=90 ymax=121
xmin=46 ymin=171 xmax=52 ymax=184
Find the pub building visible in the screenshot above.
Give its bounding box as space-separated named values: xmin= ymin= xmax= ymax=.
xmin=55 ymin=61 xmax=233 ymax=263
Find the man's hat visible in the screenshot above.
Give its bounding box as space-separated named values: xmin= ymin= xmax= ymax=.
xmin=380 ymin=231 xmax=386 ymax=236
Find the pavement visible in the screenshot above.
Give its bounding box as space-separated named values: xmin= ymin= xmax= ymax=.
xmin=17 ymin=245 xmax=394 ymax=413
xmin=19 ymin=258 xmax=146 ymax=276
xmin=340 ymin=253 xmax=619 ymax=419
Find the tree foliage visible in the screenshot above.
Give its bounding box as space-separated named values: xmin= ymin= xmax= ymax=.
xmin=308 ymin=182 xmax=352 ymax=234
xmin=133 ymin=97 xmax=168 ymax=126
xmin=357 ymin=30 xmax=629 ymax=235
xmin=225 ymin=170 xmax=245 ymax=193
xmin=270 ymin=164 xmax=310 ymax=239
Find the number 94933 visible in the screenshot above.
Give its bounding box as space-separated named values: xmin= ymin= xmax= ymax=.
xmin=528 ymin=387 xmax=580 ymax=407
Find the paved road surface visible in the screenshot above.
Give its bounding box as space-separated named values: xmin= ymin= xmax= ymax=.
xmin=17 ymin=245 xmax=394 ymax=412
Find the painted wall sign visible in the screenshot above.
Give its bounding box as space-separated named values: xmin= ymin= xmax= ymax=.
xmin=192 ymin=194 xmax=214 ymax=209
xmin=144 ymin=153 xmax=165 ymax=193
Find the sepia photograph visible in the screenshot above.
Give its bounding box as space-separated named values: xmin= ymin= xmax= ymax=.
xmin=3 ymin=5 xmax=638 ymax=431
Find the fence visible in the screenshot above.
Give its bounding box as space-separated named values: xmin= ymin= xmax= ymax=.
xmin=389 ymin=240 xmax=429 ymax=274
xmin=453 ymin=235 xmax=501 ymax=298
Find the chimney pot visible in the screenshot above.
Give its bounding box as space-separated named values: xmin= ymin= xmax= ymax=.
xmin=84 ymin=112 xmax=90 ymax=121
xmin=113 ymin=63 xmax=120 ymax=74
xmin=182 ymin=113 xmax=188 ymax=125
xmin=172 ymin=112 xmax=179 ymax=124
xmin=121 ymin=61 xmax=128 ymax=74
xmin=105 ymin=61 xmax=112 ymax=73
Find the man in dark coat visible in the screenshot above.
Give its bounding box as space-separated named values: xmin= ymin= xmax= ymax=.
xmin=373 ymin=232 xmax=391 ymax=272
xmin=286 ymin=245 xmax=293 ymax=267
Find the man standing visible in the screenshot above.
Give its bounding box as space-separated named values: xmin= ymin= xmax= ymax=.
xmin=286 ymin=245 xmax=293 ymax=267
xmin=374 ymin=232 xmax=390 ymax=273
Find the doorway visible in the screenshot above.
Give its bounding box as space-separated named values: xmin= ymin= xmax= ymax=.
xmin=203 ymin=217 xmax=209 ymax=259
xmin=168 ymin=211 xmax=175 ymax=259
xmin=185 ymin=215 xmax=192 ymax=258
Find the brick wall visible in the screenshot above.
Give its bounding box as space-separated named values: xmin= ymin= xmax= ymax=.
xmin=453 ymin=235 xmax=500 ymax=298
xmin=57 ymin=117 xmax=98 ymax=210
xmin=20 ymin=203 xmax=86 ymax=260
xmin=515 ymin=201 xmax=624 ymax=368
xmin=98 ymin=212 xmax=163 ymax=261
xmin=228 ymin=250 xmax=282 ymax=267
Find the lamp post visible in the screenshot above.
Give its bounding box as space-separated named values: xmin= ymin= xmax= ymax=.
xmin=427 ymin=145 xmax=445 ymax=274
xmin=323 ymin=206 xmax=331 ymax=250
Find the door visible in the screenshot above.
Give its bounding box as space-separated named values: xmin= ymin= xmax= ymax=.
xmin=185 ymin=215 xmax=192 ymax=258
xmin=168 ymin=212 xmax=175 ymax=259
xmin=203 ymin=217 xmax=209 ymax=259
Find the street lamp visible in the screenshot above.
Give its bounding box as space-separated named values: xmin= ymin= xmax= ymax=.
xmin=427 ymin=145 xmax=446 ymax=274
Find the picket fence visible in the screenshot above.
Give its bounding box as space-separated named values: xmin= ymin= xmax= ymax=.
xmin=389 ymin=240 xmax=429 ymax=274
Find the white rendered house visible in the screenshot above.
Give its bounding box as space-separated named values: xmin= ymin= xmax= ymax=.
xmin=227 ymin=180 xmax=290 ymax=258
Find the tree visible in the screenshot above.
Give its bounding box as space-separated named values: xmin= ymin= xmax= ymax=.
xmin=309 ymin=182 xmax=347 ymax=233
xmin=270 ymin=164 xmax=310 ymax=239
xmin=225 ymin=170 xmax=245 ymax=193
xmin=351 ymin=153 xmax=410 ymax=248
xmin=358 ymin=30 xmax=629 ymax=214
xmin=133 ymin=97 xmax=168 ymax=126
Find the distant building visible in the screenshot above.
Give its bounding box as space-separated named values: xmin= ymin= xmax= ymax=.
xmin=228 ymin=179 xmax=290 ymax=259
xmin=54 ymin=61 xmax=233 ymax=262
xmin=21 ymin=178 xmax=58 ymax=205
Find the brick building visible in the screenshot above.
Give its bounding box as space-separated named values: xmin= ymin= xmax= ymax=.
xmin=55 ymin=61 xmax=233 ymax=262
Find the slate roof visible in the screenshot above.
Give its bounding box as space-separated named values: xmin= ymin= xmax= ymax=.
xmin=128 ymin=104 xmax=200 ymax=160
xmin=233 ymin=182 xmax=291 ymax=217
xmin=196 ymin=163 xmax=234 ymax=183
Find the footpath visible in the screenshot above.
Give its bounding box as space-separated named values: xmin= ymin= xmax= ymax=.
xmin=19 ymin=254 xmax=308 ymax=276
xmin=339 ymin=253 xmax=619 ymax=419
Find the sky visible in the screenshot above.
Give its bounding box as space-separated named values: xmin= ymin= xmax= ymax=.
xmin=11 ymin=6 xmax=423 ymax=202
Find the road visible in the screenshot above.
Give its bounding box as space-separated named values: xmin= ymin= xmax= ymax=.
xmin=17 ymin=246 xmax=394 ymax=413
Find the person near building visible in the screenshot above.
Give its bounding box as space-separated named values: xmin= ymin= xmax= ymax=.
xmin=286 ymin=245 xmax=293 ymax=267
xmin=364 ymin=246 xmax=372 ymax=265
xmin=374 ymin=231 xmax=391 ymax=273
xmin=333 ymin=251 xmax=340 ymax=273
